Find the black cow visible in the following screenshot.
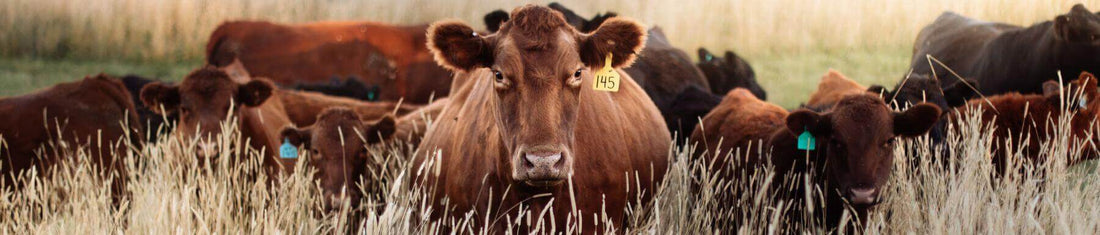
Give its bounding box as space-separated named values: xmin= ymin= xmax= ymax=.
xmin=867 ymin=74 xmax=979 ymax=144
xmin=291 ymin=76 xmax=381 ymax=101
xmin=697 ymin=48 xmax=766 ymax=100
xmin=911 ymin=4 xmax=1100 ymax=95
xmin=121 ymin=75 xmax=177 ymax=142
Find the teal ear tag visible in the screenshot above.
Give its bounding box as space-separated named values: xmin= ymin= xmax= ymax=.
xmin=279 ymin=138 xmax=298 ymax=159
xmin=367 ymin=90 xmax=376 ymax=101
xmin=797 ymin=130 xmax=816 ymax=151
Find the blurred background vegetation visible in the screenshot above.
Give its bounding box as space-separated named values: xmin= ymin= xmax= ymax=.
xmin=0 ymin=0 xmax=1094 ymax=107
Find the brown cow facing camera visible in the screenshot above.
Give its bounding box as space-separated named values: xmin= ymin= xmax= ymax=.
xmin=280 ymin=107 xmax=395 ymax=210
xmin=693 ymin=92 xmax=940 ymax=231
xmin=952 ymin=72 xmax=1100 ymax=173
xmin=417 ymin=5 xmax=669 ymax=232
xmin=141 ymin=67 xmax=293 ymax=173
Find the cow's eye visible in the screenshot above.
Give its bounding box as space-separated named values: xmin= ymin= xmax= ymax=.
xmin=310 ymin=149 xmax=321 ymax=159
xmin=180 ymin=107 xmax=191 ymax=115
xmin=885 ymin=138 xmax=896 ymax=147
xmin=573 ymin=69 xmax=583 ymax=78
xmin=492 ymin=70 xmax=505 ymax=83
xmin=1092 ymin=34 xmax=1099 ymax=41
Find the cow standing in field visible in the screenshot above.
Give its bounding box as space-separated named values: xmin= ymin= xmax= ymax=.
xmin=693 ymin=91 xmax=940 ymax=231
xmin=417 ymin=5 xmax=669 ymax=232
xmin=910 ymin=4 xmax=1100 ymax=95
xmin=0 ymin=74 xmax=142 ymax=199
xmin=952 ymin=72 xmax=1100 ymax=173
xmin=206 ymin=21 xmax=452 ymax=104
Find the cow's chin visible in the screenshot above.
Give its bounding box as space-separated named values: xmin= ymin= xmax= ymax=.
xmin=522 ymin=178 xmax=566 ymax=187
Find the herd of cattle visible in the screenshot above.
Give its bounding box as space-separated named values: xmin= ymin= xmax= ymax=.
xmin=2 ymin=2 xmax=1099 ymax=232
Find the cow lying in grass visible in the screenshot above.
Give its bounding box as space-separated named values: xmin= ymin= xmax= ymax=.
xmin=952 ymin=71 xmax=1100 ymax=173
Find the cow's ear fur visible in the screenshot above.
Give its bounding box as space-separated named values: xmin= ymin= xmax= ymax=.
xmin=893 ymin=103 xmax=942 ymax=137
xmin=428 ymin=21 xmax=494 ymax=72
xmin=786 ymin=109 xmax=831 ymax=137
xmin=944 ymin=79 xmax=979 ymax=107
xmin=1054 ymin=15 xmax=1072 ymax=41
xmin=237 ymin=79 xmax=274 ymax=107
xmin=140 ymin=82 xmax=181 ymax=115
xmin=280 ymin=126 xmax=312 ymax=149
xmin=366 ymin=115 xmax=397 ymax=143
xmin=483 ymin=10 xmax=509 ymax=33
xmin=580 ymin=18 xmax=646 ymax=68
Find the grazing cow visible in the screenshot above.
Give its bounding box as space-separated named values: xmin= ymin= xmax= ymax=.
xmin=292 ymin=76 xmax=381 ymax=101
xmin=697 ymin=48 xmax=766 ymax=99
xmin=206 ymin=20 xmax=452 ymax=104
xmin=121 ymin=75 xmax=178 ymax=142
xmin=952 ymin=72 xmax=1100 ymax=172
xmin=142 ymin=67 xmax=293 ymax=173
xmin=418 ymin=5 xmax=668 ymax=232
xmin=0 ymin=74 xmax=142 ymax=181
xmin=693 ymin=92 xmax=940 ymax=230
xmin=868 ymin=74 xmax=981 ymax=143
xmin=910 ymin=4 xmax=1100 ymax=95
xmin=280 ymin=108 xmax=395 ymax=209
xmin=804 ymin=69 xmax=868 ymax=108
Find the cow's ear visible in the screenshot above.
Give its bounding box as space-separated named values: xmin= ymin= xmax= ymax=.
xmin=580 ymin=18 xmax=646 ymax=68
xmin=237 ymin=79 xmax=274 ymax=107
xmin=483 ymin=10 xmax=509 ymax=33
xmin=428 ymin=20 xmax=494 ymax=72
xmin=365 ymin=115 xmax=397 ymax=143
xmin=944 ymin=79 xmax=979 ymax=107
xmin=786 ymin=109 xmax=831 ymax=137
xmin=1054 ymin=15 xmax=1071 ymax=40
xmin=894 ymin=103 xmax=942 ymax=137
xmin=584 ymin=12 xmax=618 ymax=33
xmin=140 ymin=82 xmax=180 ymax=115
xmin=867 ymin=85 xmax=890 ymax=97
xmin=698 ymin=48 xmax=715 ymax=62
xmin=280 ymin=126 xmax=312 ymax=149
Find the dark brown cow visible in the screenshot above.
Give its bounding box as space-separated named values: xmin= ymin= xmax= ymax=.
xmin=911 ymin=4 xmax=1100 ymax=95
xmin=697 ymin=48 xmax=765 ymax=99
xmin=417 ymin=5 xmax=668 ymax=232
xmin=206 ymin=21 xmax=452 ymax=104
xmin=280 ymin=108 xmax=395 ymax=209
xmin=0 ymin=74 xmax=141 ymax=182
xmin=694 ymin=92 xmax=940 ymax=230
xmin=952 ymin=72 xmax=1100 ymax=172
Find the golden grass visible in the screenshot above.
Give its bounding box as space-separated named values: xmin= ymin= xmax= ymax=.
xmin=1 ymin=0 xmax=1095 ymax=60
xmin=2 ymin=89 xmax=1099 ymax=233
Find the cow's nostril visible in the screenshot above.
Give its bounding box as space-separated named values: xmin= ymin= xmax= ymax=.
xmin=524 ymin=152 xmax=562 ymax=168
xmin=849 ymin=188 xmax=877 ymax=205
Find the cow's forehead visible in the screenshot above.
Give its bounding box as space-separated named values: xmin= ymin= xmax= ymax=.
xmin=831 ymin=96 xmax=893 ymax=140
xmin=181 ymin=76 xmax=236 ymax=99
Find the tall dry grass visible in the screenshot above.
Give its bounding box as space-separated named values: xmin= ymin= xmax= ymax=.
xmin=0 ymin=0 xmax=1096 ymax=61
xmin=2 ymin=84 xmax=1100 ymax=233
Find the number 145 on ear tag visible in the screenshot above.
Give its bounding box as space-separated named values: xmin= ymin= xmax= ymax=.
xmin=592 ymin=54 xmax=620 ymax=92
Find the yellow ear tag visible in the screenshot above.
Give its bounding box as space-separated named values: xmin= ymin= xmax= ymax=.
xmin=592 ymin=53 xmax=620 ymax=92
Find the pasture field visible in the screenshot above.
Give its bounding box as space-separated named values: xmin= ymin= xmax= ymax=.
xmin=2 ymin=0 xmax=1100 ymax=233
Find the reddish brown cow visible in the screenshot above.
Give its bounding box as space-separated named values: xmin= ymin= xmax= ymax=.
xmin=0 ymin=74 xmax=141 ymax=182
xmin=206 ymin=21 xmax=453 ymax=104
xmin=142 ymin=68 xmax=293 ymax=173
xmin=280 ymin=108 xmax=395 ymax=209
xmin=953 ymin=72 xmax=1100 ymax=172
xmin=417 ymin=5 xmax=668 ymax=232
xmin=805 ymin=69 xmax=870 ymax=108
xmin=694 ymin=92 xmax=940 ymax=231
xmin=691 ymin=88 xmax=787 ymax=174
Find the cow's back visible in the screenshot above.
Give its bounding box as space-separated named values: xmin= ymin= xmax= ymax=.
xmin=417 ymin=68 xmax=670 ymax=228
xmin=691 ymin=88 xmax=788 ymax=170
xmin=910 ymin=12 xmax=1020 ymax=81
xmin=0 ymin=75 xmax=141 ymax=176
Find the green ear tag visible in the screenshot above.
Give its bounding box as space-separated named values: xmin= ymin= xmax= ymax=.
xmin=279 ymin=138 xmax=298 ymax=159
xmin=367 ymin=91 xmax=376 ymax=101
xmin=797 ymin=130 xmax=816 ymax=151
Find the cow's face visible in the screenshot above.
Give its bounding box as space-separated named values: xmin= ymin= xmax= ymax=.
xmin=697 ymin=49 xmax=764 ymax=99
xmin=1054 ymin=4 xmax=1100 ymax=46
xmin=428 ymin=5 xmax=645 ymax=187
xmin=281 ymin=108 xmax=395 ymax=209
xmin=787 ymin=94 xmax=940 ymax=207
xmin=140 ymin=68 xmax=273 ymax=156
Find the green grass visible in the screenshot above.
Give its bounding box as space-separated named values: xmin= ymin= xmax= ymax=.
xmin=0 ymin=48 xmax=911 ymax=108
xmin=0 ymin=58 xmax=195 ymax=96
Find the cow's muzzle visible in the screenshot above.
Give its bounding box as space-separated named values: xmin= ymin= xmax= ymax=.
xmin=512 ymin=145 xmax=573 ymax=186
